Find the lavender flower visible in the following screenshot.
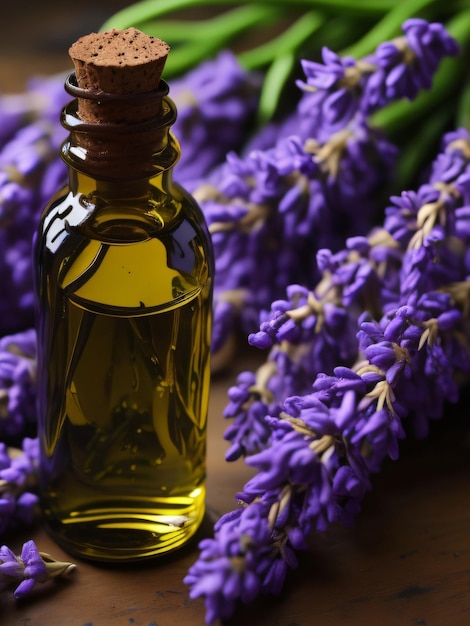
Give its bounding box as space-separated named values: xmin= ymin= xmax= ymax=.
xmin=429 ymin=128 xmax=470 ymax=184
xmin=187 ymin=30 xmax=470 ymax=616
xmin=249 ymin=282 xmax=359 ymax=382
xmin=0 ymin=329 xmax=37 ymax=440
xmin=188 ymin=276 xmax=470 ymax=623
xmin=364 ymin=19 xmax=459 ymax=109
xmin=198 ymin=123 xmax=396 ymax=355
xmin=0 ymin=540 xmax=75 ymax=598
xmin=297 ymin=19 xmax=459 ymax=140
xmin=384 ymin=292 xmax=470 ymax=437
xmin=184 ymin=498 xmax=303 ymax=623
xmin=296 ymin=47 xmax=371 ymax=140
xmin=223 ymin=366 xmax=279 ymax=461
xmin=0 ymin=76 xmax=68 ymax=335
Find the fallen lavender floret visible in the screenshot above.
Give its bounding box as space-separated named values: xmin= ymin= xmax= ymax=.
xmin=0 ymin=540 xmax=76 ymax=599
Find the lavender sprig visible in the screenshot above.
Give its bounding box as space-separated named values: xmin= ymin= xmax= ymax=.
xmin=0 ymin=540 xmax=76 ymax=599
xmin=223 ymin=128 xmax=470 ymax=459
xmin=186 ymin=124 xmax=470 ymax=626
xmin=296 ymin=18 xmax=459 ymax=142
xmin=197 ymin=17 xmax=458 ymax=359
xmin=186 ymin=289 xmax=470 ymax=623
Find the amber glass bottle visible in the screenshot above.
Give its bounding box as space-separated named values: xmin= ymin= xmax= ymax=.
xmin=34 ymin=30 xmax=213 ymax=561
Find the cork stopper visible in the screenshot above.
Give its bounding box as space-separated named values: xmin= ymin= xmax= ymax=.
xmin=68 ymin=28 xmax=170 ymax=124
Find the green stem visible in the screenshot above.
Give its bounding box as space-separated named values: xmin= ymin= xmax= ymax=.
xmin=239 ymin=10 xmax=326 ymax=70
xmin=162 ymin=39 xmax=224 ymax=76
xmin=394 ymin=103 xmax=455 ymax=190
xmin=257 ymin=53 xmax=296 ymax=124
xmin=137 ymin=3 xmax=280 ymax=42
xmin=101 ymin=0 xmax=409 ymax=32
xmin=139 ymin=4 xmax=282 ymax=77
xmin=455 ymin=77 xmax=470 ymax=130
xmin=131 ymin=19 xmax=202 ymax=42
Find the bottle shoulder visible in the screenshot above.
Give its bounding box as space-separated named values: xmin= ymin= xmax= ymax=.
xmin=38 ymin=182 xmax=210 ymax=243
xmin=35 ymin=184 xmax=213 ymax=314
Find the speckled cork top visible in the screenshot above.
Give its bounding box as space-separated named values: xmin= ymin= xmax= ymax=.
xmin=68 ymin=28 xmax=170 ymax=124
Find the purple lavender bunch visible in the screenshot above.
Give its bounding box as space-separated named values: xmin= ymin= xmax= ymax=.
xmin=171 ymin=51 xmax=261 ymax=188
xmin=223 ymin=127 xmax=470 ymax=459
xmin=0 ymin=76 xmax=68 ymax=335
xmin=222 ymin=229 xmax=402 ymax=460
xmin=198 ymin=18 xmax=459 ymax=360
xmin=0 ymin=437 xmax=39 ymax=535
xmin=186 ymin=287 xmax=470 ymax=622
xmin=186 ymin=116 xmax=470 ymax=624
xmin=0 ymin=329 xmax=37 ymax=440
xmin=297 ymin=18 xmax=459 ymax=142
xmin=0 ymin=540 xmax=75 ymax=598
xmin=199 ymin=124 xmax=397 ymax=357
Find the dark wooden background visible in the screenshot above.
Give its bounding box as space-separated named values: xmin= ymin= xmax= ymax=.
xmin=0 ymin=0 xmax=130 ymax=91
xmin=1 ymin=2 xmax=470 ymax=625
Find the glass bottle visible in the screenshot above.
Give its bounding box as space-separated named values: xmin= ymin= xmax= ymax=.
xmin=33 ymin=71 xmax=213 ymax=561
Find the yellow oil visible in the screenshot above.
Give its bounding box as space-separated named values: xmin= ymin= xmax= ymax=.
xmin=35 ymin=178 xmax=212 ymax=561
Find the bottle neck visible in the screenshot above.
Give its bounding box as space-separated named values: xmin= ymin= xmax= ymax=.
xmin=66 ymin=168 xmax=175 ymax=199
xmin=61 ymin=73 xmax=180 ymax=183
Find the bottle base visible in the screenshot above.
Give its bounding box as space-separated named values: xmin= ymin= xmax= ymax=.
xmin=43 ymin=496 xmax=205 ymax=562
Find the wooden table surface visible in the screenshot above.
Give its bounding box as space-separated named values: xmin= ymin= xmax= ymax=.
xmin=1 ymin=2 xmax=470 ymax=625
xmin=2 ymin=356 xmax=470 ymax=626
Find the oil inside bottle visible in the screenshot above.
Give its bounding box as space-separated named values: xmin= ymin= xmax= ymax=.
xmin=37 ymin=186 xmax=212 ymax=561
